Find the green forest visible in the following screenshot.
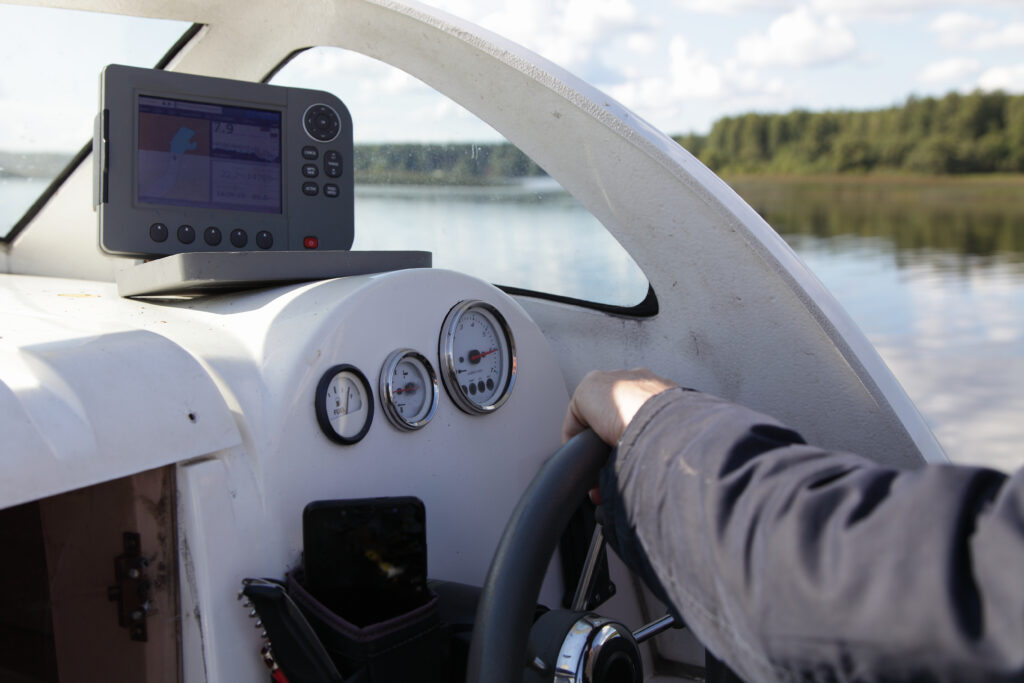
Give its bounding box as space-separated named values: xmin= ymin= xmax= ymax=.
xmin=353 ymin=142 xmax=544 ymax=184
xmin=676 ymin=90 xmax=1024 ymax=175
xmin=350 ymin=90 xmax=1024 ymax=182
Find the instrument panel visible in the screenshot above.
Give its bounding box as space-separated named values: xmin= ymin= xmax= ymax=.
xmin=171 ymin=267 xmax=584 ymax=683
xmin=313 ymin=298 xmax=518 ymax=444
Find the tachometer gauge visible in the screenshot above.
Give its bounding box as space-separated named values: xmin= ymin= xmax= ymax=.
xmin=439 ymin=300 xmax=516 ymax=414
xmin=315 ymin=364 xmax=373 ymax=444
xmin=380 ymin=349 xmax=439 ymax=431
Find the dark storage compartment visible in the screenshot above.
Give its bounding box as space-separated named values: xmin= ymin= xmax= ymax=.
xmin=0 ymin=468 xmax=180 ymax=682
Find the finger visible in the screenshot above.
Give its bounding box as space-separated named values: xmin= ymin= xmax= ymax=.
xmin=561 ymin=400 xmax=587 ymax=443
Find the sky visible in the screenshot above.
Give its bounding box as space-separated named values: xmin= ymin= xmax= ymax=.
xmin=1 ymin=0 xmax=1023 ymax=150
xmin=420 ymin=0 xmax=1024 ymax=136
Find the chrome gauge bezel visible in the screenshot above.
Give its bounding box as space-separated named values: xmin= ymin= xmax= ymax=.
xmin=439 ymin=300 xmax=517 ymax=415
xmin=314 ymin=364 xmax=373 ymax=445
xmin=379 ymin=349 xmax=439 ymax=431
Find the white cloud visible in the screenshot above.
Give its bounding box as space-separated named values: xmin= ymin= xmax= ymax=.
xmin=975 ymin=22 xmax=1024 ymax=49
xmin=928 ymin=12 xmax=1024 ymax=50
xmin=917 ymin=57 xmax=982 ymax=85
xmin=668 ymin=37 xmax=725 ymax=98
xmin=671 ymin=0 xmax=1015 ymax=20
xmin=978 ymin=63 xmax=1024 ymax=92
xmin=672 ymin=0 xmax=793 ymax=13
xmin=736 ymin=6 xmax=856 ymax=68
xmin=606 ymin=36 xmax=784 ymax=132
xmin=815 ymin=0 xmax=948 ymax=13
xmin=466 ymin=0 xmax=640 ymax=77
xmin=625 ymin=31 xmax=657 ymax=54
xmin=929 ymin=11 xmax=994 ymax=48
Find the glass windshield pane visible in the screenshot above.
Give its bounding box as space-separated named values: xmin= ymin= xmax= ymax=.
xmin=0 ymin=6 xmax=191 ymax=238
xmin=272 ymin=47 xmax=649 ymax=308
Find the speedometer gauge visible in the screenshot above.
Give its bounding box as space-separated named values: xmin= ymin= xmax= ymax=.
xmin=439 ymin=300 xmax=516 ymax=414
xmin=380 ymin=349 xmax=439 ymax=430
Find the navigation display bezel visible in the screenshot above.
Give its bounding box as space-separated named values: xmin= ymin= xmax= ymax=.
xmin=96 ymin=64 xmax=354 ymax=257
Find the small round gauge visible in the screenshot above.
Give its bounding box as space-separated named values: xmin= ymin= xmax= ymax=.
xmin=380 ymin=349 xmax=439 ymax=431
xmin=315 ymin=364 xmax=373 ymax=444
xmin=439 ymin=300 xmax=516 ymax=414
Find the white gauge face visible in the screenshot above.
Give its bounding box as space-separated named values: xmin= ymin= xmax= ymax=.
xmin=380 ymin=350 xmax=438 ymax=430
xmin=316 ymin=365 xmax=373 ymax=444
xmin=440 ymin=301 xmax=516 ymax=414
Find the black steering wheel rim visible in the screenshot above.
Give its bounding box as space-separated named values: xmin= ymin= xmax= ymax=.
xmin=465 ymin=429 xmax=610 ymax=683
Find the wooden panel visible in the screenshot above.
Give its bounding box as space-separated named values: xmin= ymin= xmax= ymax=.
xmin=39 ymin=468 xmax=180 ymax=682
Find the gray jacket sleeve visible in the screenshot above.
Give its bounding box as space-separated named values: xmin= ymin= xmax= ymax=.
xmin=598 ymin=387 xmax=1024 ymax=682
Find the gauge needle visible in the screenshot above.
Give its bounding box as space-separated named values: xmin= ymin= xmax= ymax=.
xmin=470 ymin=348 xmax=497 ymax=362
xmin=395 ymin=383 xmax=418 ymax=395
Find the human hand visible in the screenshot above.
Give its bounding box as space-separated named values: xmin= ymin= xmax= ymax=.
xmin=561 ymin=368 xmax=677 ymax=447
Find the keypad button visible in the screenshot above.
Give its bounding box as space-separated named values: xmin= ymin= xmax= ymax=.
xmin=177 ymin=224 xmax=196 ymax=244
xmin=302 ymin=182 xmax=319 ymax=196
xmin=230 ymin=229 xmax=248 ymax=248
xmin=324 ymin=183 xmax=340 ymax=198
xmin=324 ymin=149 xmax=342 ymax=178
xmin=301 ymin=146 xmax=319 ymax=160
xmin=149 ymin=222 xmax=168 ymax=243
xmin=302 ymin=163 xmax=319 ymax=178
xmin=303 ymin=104 xmax=340 ymax=142
xmin=204 ymin=226 xmax=222 ymax=246
xmin=256 ymin=231 xmax=274 ymax=250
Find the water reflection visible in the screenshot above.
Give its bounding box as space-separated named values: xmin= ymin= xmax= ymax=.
xmin=730 ymin=176 xmax=1024 ymax=272
xmin=728 ymin=176 xmax=1024 ymax=472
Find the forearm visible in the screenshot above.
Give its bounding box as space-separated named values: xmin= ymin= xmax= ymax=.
xmin=600 ymin=388 xmax=1024 ymax=682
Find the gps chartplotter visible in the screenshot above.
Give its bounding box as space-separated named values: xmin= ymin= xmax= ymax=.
xmin=94 ymin=64 xmax=354 ymax=257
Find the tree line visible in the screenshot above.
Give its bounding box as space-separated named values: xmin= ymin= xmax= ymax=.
xmin=5 ymin=90 xmax=1020 ymax=182
xmin=353 ymin=142 xmax=545 ymax=184
xmin=349 ymin=91 xmax=1024 ymax=182
xmin=675 ymin=90 xmax=1024 ymax=175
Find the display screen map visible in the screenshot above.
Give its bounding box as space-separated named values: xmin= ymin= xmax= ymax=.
xmin=137 ymin=96 xmax=281 ymax=213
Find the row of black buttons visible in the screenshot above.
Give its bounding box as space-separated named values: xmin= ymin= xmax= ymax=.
xmin=149 ymin=222 xmax=274 ymax=249
xmin=302 ymin=182 xmax=341 ymax=198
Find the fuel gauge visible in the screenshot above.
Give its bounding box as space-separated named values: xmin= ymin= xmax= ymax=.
xmin=315 ymin=364 xmax=373 ymax=444
xmin=380 ymin=349 xmax=439 ymax=431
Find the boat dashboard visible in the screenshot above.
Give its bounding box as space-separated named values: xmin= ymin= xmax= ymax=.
xmin=0 ymin=265 xmax=676 ymax=681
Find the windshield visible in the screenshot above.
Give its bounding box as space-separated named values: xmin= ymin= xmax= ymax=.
xmin=0 ymin=6 xmax=191 ymax=239
xmin=272 ymin=47 xmax=651 ymax=310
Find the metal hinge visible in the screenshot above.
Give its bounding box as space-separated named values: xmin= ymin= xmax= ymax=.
xmin=107 ymin=531 xmax=151 ymax=642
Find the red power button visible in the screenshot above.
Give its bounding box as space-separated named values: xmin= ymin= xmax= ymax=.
xmin=303 ymin=236 xmax=319 ymax=249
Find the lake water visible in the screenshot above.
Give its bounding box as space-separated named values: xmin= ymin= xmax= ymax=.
xmin=3 ymin=175 xmax=1022 ymax=472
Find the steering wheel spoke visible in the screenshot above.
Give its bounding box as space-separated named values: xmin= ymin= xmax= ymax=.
xmin=467 ymin=430 xmax=669 ymax=683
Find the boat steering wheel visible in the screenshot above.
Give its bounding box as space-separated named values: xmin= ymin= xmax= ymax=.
xmin=465 ymin=430 xmax=675 ymax=683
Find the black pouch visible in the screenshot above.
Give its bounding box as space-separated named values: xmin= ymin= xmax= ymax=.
xmin=287 ymin=570 xmax=446 ymax=683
